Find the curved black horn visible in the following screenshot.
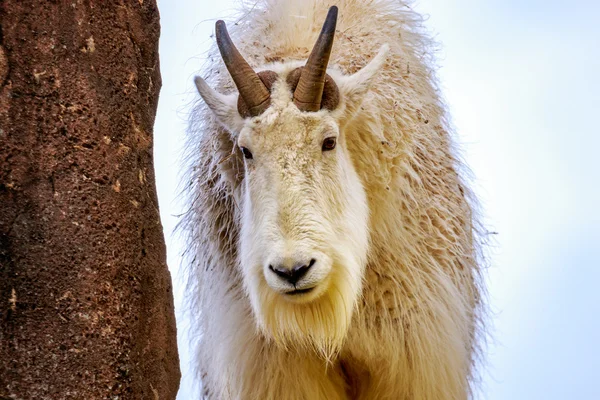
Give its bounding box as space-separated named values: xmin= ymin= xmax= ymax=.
xmin=215 ymin=20 xmax=271 ymax=116
xmin=293 ymin=6 xmax=338 ymax=112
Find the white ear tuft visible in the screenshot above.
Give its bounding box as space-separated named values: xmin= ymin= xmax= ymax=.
xmin=194 ymin=76 xmax=245 ymax=134
xmin=336 ymin=44 xmax=390 ymax=118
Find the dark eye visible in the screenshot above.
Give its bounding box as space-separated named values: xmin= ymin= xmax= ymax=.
xmin=240 ymin=146 xmax=253 ymax=159
xmin=322 ymin=137 xmax=337 ymax=151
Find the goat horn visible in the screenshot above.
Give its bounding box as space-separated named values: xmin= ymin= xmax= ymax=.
xmin=215 ymin=20 xmax=271 ymax=117
xmin=293 ymin=6 xmax=338 ymax=112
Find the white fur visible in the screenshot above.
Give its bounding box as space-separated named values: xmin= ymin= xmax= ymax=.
xmin=181 ymin=1 xmax=487 ymax=399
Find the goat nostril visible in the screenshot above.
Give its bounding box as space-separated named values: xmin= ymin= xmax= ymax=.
xmin=269 ymin=259 xmax=316 ymax=285
xmin=269 ymin=264 xmax=294 ymax=279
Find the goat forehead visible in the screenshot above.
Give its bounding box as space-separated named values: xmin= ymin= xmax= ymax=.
xmin=253 ymin=108 xmax=328 ymax=147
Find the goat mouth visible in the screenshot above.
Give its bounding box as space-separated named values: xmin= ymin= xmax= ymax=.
xmin=285 ymin=287 xmax=315 ymax=295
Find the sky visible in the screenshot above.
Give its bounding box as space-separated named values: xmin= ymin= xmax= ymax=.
xmin=153 ymin=1 xmax=600 ymax=398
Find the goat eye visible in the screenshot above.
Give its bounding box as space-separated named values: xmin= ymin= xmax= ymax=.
xmin=240 ymin=146 xmax=253 ymax=159
xmin=322 ymin=137 xmax=337 ymax=151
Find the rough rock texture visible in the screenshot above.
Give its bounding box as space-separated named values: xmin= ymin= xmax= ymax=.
xmin=0 ymin=1 xmax=180 ymax=399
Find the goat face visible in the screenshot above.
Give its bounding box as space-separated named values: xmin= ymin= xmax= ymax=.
xmin=237 ymin=98 xmax=368 ymax=353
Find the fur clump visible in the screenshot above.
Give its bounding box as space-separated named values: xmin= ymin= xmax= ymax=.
xmin=180 ymin=0 xmax=487 ymax=398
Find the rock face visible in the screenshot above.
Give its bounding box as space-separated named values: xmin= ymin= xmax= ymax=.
xmin=0 ymin=1 xmax=180 ymax=399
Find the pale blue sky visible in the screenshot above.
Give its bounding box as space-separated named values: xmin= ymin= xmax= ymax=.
xmin=154 ymin=1 xmax=600 ymax=398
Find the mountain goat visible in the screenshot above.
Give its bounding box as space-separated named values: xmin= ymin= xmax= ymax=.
xmin=181 ymin=0 xmax=486 ymax=398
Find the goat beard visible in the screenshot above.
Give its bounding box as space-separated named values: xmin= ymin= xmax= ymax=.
xmin=250 ymin=258 xmax=363 ymax=362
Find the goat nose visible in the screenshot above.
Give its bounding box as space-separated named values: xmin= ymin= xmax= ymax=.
xmin=269 ymin=259 xmax=316 ymax=285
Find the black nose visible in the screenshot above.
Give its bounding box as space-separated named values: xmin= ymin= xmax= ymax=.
xmin=269 ymin=259 xmax=316 ymax=285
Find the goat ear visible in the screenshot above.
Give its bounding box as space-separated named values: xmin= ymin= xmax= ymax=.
xmin=194 ymin=77 xmax=245 ymax=134
xmin=335 ymin=44 xmax=389 ymax=119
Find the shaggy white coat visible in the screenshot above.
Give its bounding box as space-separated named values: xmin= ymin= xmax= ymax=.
xmin=180 ymin=1 xmax=486 ymax=399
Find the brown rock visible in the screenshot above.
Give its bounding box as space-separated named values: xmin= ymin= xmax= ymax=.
xmin=0 ymin=1 xmax=180 ymax=399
